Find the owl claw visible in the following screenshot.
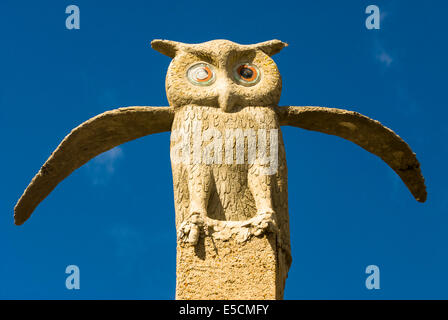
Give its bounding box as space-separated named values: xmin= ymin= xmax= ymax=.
xmin=251 ymin=211 xmax=278 ymax=236
xmin=177 ymin=213 xmax=204 ymax=245
xmin=177 ymin=211 xmax=278 ymax=245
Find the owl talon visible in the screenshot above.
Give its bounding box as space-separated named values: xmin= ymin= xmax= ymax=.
xmin=177 ymin=214 xmax=205 ymax=246
xmin=251 ymin=211 xmax=278 ymax=236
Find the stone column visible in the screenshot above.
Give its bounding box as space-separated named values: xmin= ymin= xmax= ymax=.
xmin=175 ymin=228 xmax=290 ymax=300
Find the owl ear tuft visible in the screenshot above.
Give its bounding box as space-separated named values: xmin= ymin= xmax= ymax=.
xmin=253 ymin=39 xmax=288 ymax=56
xmin=151 ymin=39 xmax=180 ymax=58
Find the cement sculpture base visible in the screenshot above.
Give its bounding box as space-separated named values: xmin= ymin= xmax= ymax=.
xmin=176 ymin=233 xmax=289 ymax=300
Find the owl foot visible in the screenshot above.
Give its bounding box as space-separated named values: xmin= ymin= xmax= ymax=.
xmin=177 ymin=214 xmax=204 ymax=246
xmin=203 ymin=211 xmax=279 ymax=243
xmin=249 ymin=211 xmax=278 ymax=237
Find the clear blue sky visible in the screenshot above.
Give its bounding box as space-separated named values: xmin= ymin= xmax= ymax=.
xmin=1 ymin=0 xmax=447 ymax=299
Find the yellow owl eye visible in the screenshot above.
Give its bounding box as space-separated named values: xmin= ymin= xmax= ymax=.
xmin=187 ymin=63 xmax=215 ymax=86
xmin=234 ymin=63 xmax=260 ymax=85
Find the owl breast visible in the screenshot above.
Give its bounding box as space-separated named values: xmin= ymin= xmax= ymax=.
xmin=170 ymin=105 xmax=288 ymax=226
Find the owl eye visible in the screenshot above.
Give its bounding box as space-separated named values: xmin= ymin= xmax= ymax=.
xmin=187 ymin=63 xmax=216 ymax=86
xmin=234 ymin=63 xmax=260 ymax=85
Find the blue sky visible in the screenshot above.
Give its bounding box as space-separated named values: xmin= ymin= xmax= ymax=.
xmin=1 ymin=0 xmax=447 ymax=299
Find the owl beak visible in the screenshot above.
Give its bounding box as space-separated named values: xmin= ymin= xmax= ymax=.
xmin=218 ymin=86 xmax=237 ymax=113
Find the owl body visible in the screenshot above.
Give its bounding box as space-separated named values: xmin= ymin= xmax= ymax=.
xmin=155 ymin=39 xmax=291 ymax=261
xmin=170 ymin=105 xmax=290 ymax=255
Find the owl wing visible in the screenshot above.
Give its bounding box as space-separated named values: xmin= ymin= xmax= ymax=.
xmin=14 ymin=106 xmax=174 ymax=225
xmin=277 ymin=106 xmax=427 ymax=202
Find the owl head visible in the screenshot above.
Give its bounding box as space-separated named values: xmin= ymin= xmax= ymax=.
xmin=151 ymin=39 xmax=287 ymax=112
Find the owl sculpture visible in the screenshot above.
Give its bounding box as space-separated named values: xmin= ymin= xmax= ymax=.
xmin=14 ymin=39 xmax=426 ymax=298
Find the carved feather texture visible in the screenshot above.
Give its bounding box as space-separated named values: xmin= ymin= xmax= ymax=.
xmin=171 ymin=105 xmax=291 ymax=264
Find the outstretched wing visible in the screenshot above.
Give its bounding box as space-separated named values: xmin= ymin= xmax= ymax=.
xmin=14 ymin=106 xmax=174 ymax=225
xmin=277 ymin=106 xmax=427 ymax=203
